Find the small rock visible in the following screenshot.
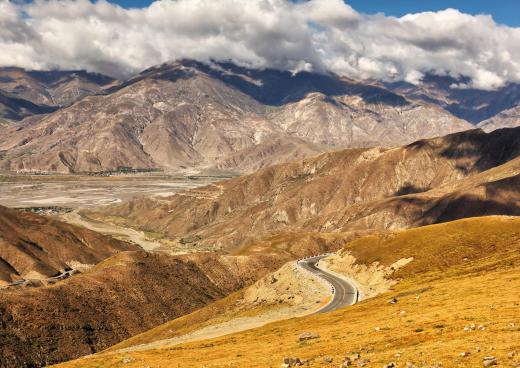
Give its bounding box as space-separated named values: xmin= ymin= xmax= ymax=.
xmin=350 ymin=353 xmax=361 ymax=360
xmin=383 ymin=363 xmax=396 ymax=368
xmin=283 ymin=357 xmax=302 ymax=367
xmin=478 ymin=325 xmax=486 ymax=331
xmin=339 ymin=358 xmax=352 ymax=367
xmin=405 ymin=363 xmax=418 ymax=368
xmin=323 ymin=356 xmax=333 ymax=363
xmin=464 ymin=323 xmax=476 ymax=331
xmin=122 ymin=357 xmax=134 ymax=364
xmin=482 ymin=356 xmax=497 ymax=367
xmin=357 ymin=359 xmax=369 ymax=367
xmin=507 ymin=351 xmax=516 ymax=358
xmin=395 ymin=353 xmax=402 ymax=358
xmin=388 ymin=298 xmax=398 ymax=304
xmin=298 ymin=332 xmax=320 ymax=342
xmin=374 ymin=327 xmax=381 ymax=331
xmin=476 ymin=347 xmax=481 ymax=352
xmin=460 ymin=352 xmax=470 ymax=357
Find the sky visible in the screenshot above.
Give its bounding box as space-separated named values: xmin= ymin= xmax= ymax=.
xmin=109 ymin=0 xmax=520 ymax=27
xmin=1 ymin=0 xmax=520 ymax=90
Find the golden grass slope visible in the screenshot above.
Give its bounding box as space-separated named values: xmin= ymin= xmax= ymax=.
xmin=55 ymin=216 xmax=520 ymax=368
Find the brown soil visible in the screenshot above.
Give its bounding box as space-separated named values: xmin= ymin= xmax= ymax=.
xmin=0 ymin=205 xmax=138 ymax=285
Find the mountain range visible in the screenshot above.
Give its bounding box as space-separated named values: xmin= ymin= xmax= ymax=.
xmin=4 ymin=60 xmax=511 ymax=174
xmin=384 ymin=74 xmax=520 ymax=125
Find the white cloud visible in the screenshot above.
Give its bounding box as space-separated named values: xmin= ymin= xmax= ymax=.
xmin=0 ymin=0 xmax=520 ymax=90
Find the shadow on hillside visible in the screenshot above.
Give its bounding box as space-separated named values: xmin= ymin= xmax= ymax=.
xmin=394 ymin=183 xmax=430 ymax=196
xmin=106 ymin=67 xmax=196 ymax=94
xmin=429 ymin=195 xmax=520 ymax=224
xmin=406 ymin=127 xmax=520 ymax=174
xmin=394 ymin=175 xmax=520 ymax=227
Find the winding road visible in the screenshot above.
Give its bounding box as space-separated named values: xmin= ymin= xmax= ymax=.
xmin=298 ymin=255 xmax=358 ymax=313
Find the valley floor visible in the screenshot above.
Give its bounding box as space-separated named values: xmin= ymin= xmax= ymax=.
xmin=0 ymin=173 xmax=215 ymax=209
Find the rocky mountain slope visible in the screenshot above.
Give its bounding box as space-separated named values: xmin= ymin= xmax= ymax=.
xmin=385 ymin=74 xmax=520 ymax=123
xmin=0 ymin=67 xmax=115 ymax=109
xmin=386 ymin=74 xmax=520 ymax=129
xmin=0 ymin=205 xmax=137 ymax=286
xmin=0 ymin=60 xmax=470 ymax=174
xmin=91 ymin=127 xmax=520 ymax=251
xmin=0 ymin=90 xmax=56 ymax=121
xmin=478 ymin=104 xmax=520 ymax=132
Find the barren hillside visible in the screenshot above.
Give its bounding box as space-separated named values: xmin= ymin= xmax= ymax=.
xmin=0 ymin=67 xmax=115 ymax=108
xmin=0 ymin=205 xmax=137 ymax=285
xmin=478 ymin=105 xmax=520 ymax=132
xmin=0 ymin=226 xmax=353 ymax=368
xmin=91 ymin=127 xmax=520 ymax=251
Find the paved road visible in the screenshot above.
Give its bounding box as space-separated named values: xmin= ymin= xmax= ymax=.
xmin=298 ymin=255 xmax=358 ymax=313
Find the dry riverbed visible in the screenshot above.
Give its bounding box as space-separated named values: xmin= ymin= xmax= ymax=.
xmin=0 ymin=173 xmax=216 ymax=209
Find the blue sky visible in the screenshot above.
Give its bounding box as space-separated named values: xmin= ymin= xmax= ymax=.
xmin=108 ymin=0 xmax=520 ymax=27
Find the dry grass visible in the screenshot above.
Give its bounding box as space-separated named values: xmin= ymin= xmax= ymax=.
xmin=344 ymin=216 xmax=520 ymax=278
xmin=54 ymin=216 xmax=520 ymax=368
xmin=232 ymin=231 xmax=371 ymax=257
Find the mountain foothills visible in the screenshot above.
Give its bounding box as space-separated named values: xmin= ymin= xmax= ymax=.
xmin=0 ymin=204 xmax=352 ymax=368
xmin=0 ymin=60 xmax=473 ymax=174
xmin=90 ymin=127 xmax=520 ymax=251
xmin=0 ymin=205 xmax=138 ymax=286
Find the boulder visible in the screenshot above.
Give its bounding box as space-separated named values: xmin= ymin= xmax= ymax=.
xmin=298 ymin=332 xmax=320 ymax=342
xmin=482 ymin=357 xmax=497 ymax=367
